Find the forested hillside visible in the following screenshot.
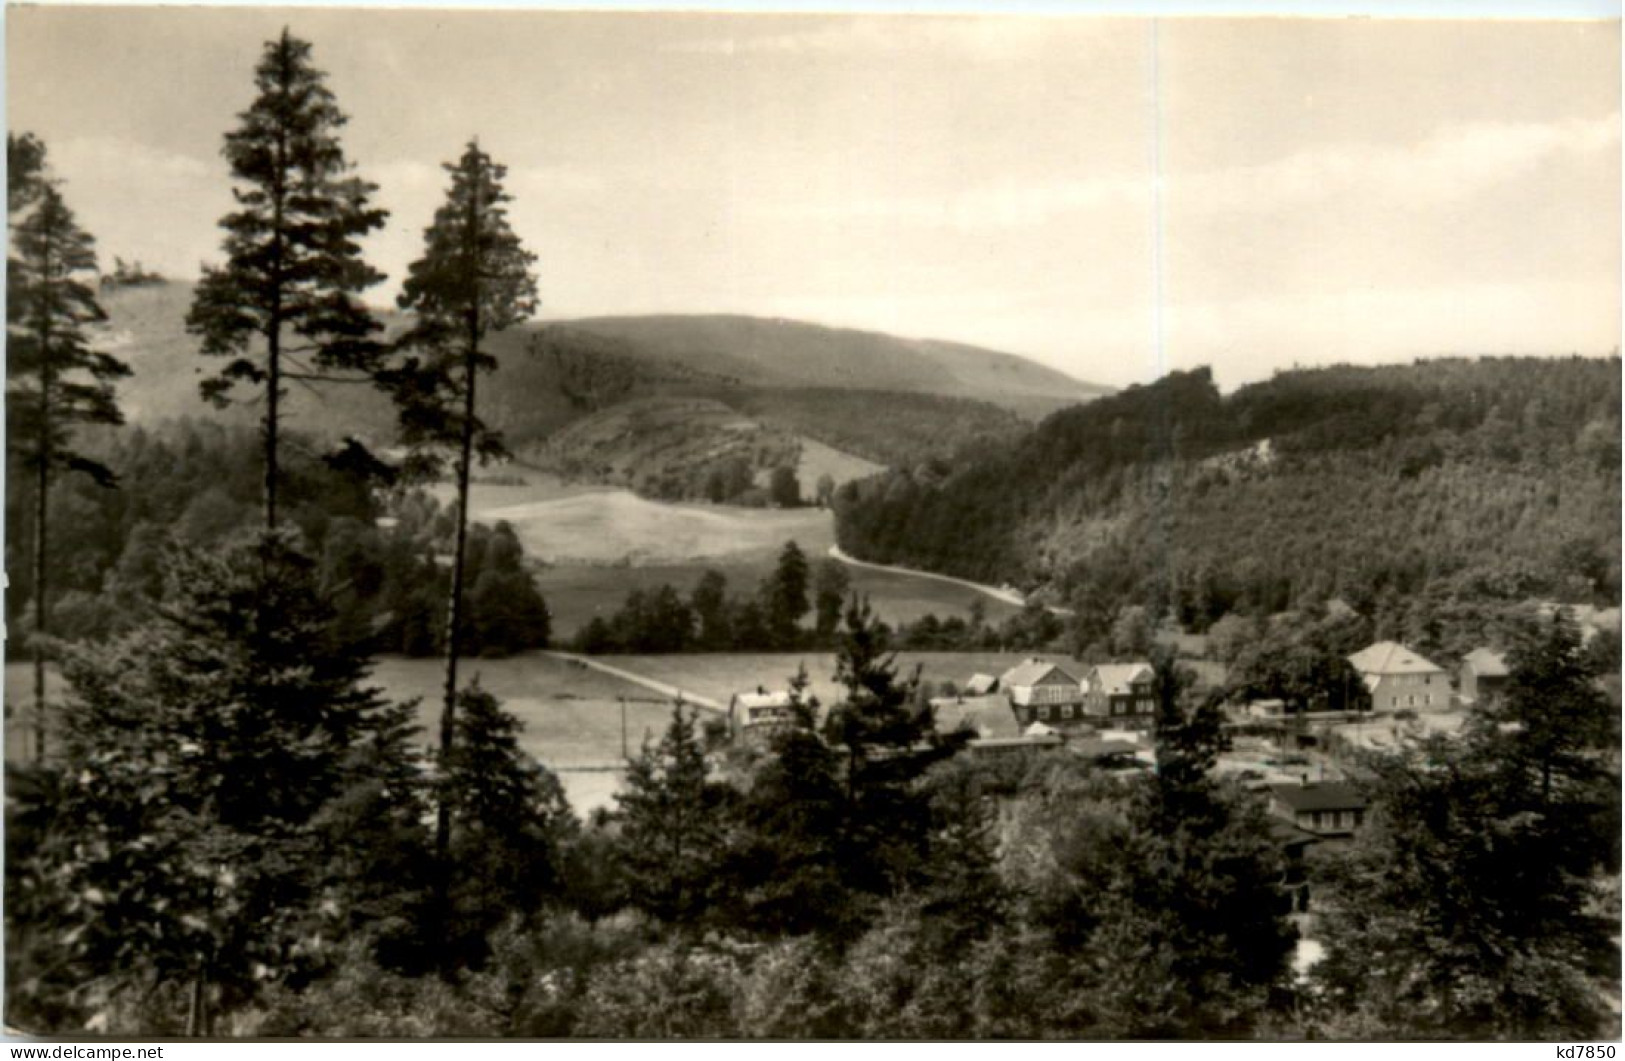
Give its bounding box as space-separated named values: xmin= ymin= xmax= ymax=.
xmin=835 ymin=358 xmax=1622 ymax=628
xmin=90 ymin=282 xmax=1077 ymax=495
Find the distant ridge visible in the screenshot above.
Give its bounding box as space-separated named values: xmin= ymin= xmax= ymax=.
xmin=557 ymin=313 xmax=1111 ymax=418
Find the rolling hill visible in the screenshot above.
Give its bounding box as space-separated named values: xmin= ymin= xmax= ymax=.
xmin=89 ymin=281 xmax=1105 ymax=494
xmin=560 ymin=313 xmax=1108 ymax=419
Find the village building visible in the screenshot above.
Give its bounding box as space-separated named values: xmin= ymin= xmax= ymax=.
xmin=1347 ymin=640 xmax=1447 ymax=713
xmin=1458 ymin=647 xmax=1511 ymax=706
xmin=727 ymin=688 xmax=804 ymax=742
xmin=1000 ymin=658 xmax=1087 ymax=726
xmin=1267 ymin=780 xmax=1368 ymax=838
xmin=1270 ymin=818 xmax=1321 ymax=913
xmin=963 ymin=673 xmax=1000 ymax=697
xmin=935 ymin=698 xmax=1060 ymax=759
xmin=1082 ymin=662 xmax=1156 ymax=723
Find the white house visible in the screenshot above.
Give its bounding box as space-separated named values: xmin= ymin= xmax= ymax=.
xmin=1348 ymin=641 xmax=1447 ymax=713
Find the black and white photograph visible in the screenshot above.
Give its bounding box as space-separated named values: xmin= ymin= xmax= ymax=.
xmin=3 ymin=2 xmax=1621 ymax=1042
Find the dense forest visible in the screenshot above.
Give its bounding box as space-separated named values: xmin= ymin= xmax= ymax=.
xmin=836 ymin=359 xmax=1622 ymax=647
xmin=3 ymin=421 xmax=551 ymax=659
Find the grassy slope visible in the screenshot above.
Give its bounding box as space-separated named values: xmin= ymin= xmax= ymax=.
xmin=562 ymin=314 xmax=1109 ymax=412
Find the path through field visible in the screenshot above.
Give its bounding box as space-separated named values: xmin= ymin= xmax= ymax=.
xmin=826 ymin=545 xmax=1075 ymax=616
xmin=542 ymin=651 xmax=726 ymax=712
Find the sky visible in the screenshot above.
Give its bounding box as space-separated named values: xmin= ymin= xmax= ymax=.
xmin=7 ymin=7 xmax=1619 ymax=389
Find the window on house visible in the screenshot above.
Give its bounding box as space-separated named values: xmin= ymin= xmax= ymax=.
xmin=1061 ymin=705 xmax=1073 ymax=719
xmin=1039 ymin=706 xmax=1050 ymax=721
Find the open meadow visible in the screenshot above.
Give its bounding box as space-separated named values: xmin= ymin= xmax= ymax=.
xmin=4 ymin=656 xmax=680 ymax=814
xmin=432 ymin=471 xmax=834 ymax=566
xmin=438 ymin=469 xmax=1024 ymax=638
xmin=368 ymin=653 xmax=686 ymax=813
xmin=537 ymin=557 xmax=1025 ymax=639
xmin=602 ymin=650 xmax=1070 ymax=708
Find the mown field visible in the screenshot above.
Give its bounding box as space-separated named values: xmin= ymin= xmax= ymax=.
xmin=601 ymin=651 xmax=1069 ymax=709
xmin=368 ymin=654 xmax=679 ymax=812
xmin=536 ymin=556 xmax=1025 ymax=640
xmin=431 ymin=472 xmax=834 ymax=567
xmin=425 ymin=466 xmax=1021 ymax=638
xmin=4 ymin=657 xmax=674 ymax=814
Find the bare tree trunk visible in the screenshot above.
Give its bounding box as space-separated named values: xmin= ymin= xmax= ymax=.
xmin=265 ymin=317 xmax=280 ymax=531
xmin=434 ymin=170 xmax=483 ymax=953
xmin=32 ymin=231 xmax=54 ymax=763
xmin=185 ymin=968 xmax=205 ymax=1038
xmin=33 ymin=379 xmax=49 ymax=763
xmin=435 ymin=354 xmax=476 ymax=871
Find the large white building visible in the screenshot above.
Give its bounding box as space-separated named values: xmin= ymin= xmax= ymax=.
xmin=1348 ymin=641 xmax=1447 ymax=713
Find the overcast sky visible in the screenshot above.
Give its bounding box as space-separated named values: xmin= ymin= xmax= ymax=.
xmin=8 ymin=8 xmax=1619 ymax=388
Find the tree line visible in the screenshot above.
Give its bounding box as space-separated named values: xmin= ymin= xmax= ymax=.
xmin=835 ymin=360 xmax=1621 ymax=648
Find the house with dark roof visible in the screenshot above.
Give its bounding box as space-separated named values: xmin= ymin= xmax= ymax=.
xmin=1267 ymin=780 xmax=1368 ymax=838
xmin=1083 ymin=662 xmax=1156 ymax=725
xmin=999 ymin=658 xmax=1086 ymax=727
xmin=1459 ymin=647 xmax=1510 ymax=706
xmin=1348 ymin=641 xmax=1447 ymax=713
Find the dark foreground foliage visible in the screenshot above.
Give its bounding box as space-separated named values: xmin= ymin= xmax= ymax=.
xmin=5 ymin=535 xmax=1618 ymax=1039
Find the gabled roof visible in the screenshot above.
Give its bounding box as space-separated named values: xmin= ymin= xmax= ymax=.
xmin=1088 ymin=662 xmax=1155 ymax=695
xmin=1348 ymin=641 xmax=1443 ymax=676
xmin=965 ymin=673 xmax=999 ymax=695
xmin=1462 ymin=647 xmax=1509 ymax=677
xmin=1268 ymin=818 xmax=1323 ymax=849
xmin=999 ymin=658 xmax=1079 ymax=689
xmin=935 ymin=698 xmax=1022 ymax=741
xmin=1269 ymin=781 xmax=1367 ymax=813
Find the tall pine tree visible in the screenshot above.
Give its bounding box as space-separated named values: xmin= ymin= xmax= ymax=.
xmin=186 ymin=29 xmax=388 ymax=529
xmin=387 ymin=141 xmax=538 ymax=880
xmin=6 ymin=134 xmax=129 ymax=761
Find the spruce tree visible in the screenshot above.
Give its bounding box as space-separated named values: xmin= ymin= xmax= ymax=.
xmin=440 ymin=683 xmax=574 ymax=966
xmin=822 ymin=596 xmax=964 ymax=912
xmin=386 ymin=140 xmax=537 ymax=881
xmin=612 ymin=704 xmax=734 ymax=931
xmin=18 ymin=533 xmax=399 ymax=1034
xmin=186 ymin=29 xmax=388 ymax=529
xmin=6 ymin=136 xmax=130 ymax=761
xmin=764 ymin=539 xmax=810 ymax=647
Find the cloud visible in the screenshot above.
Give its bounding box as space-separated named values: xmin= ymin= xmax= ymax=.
xmin=51 ymin=136 xmax=214 ymax=188
xmin=1176 ymin=114 xmax=1621 ymax=215
xmin=754 ymin=113 xmax=1619 ymax=236
xmin=660 ymin=17 xmax=1057 ymax=59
